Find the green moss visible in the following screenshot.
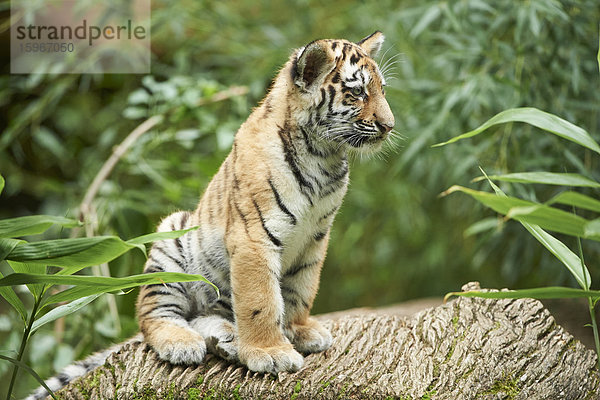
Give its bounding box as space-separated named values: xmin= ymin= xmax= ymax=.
xmin=420 ymin=390 xmax=437 ymax=400
xmin=291 ymin=380 xmax=302 ymax=400
xmin=480 ymin=375 xmax=521 ymax=399
xmin=232 ymin=384 xmax=242 ymax=400
xmin=319 ymin=380 xmax=331 ymax=393
xmin=188 ymin=387 xmax=201 ymax=400
xmin=196 ymin=374 xmax=205 ymax=385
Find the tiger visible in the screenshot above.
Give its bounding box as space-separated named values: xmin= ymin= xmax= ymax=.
xmin=28 ymin=31 xmax=394 ymax=398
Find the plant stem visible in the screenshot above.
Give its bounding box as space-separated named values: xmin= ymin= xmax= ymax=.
xmin=588 ymin=297 xmax=600 ymax=370
xmin=6 ymin=295 xmax=42 ymax=400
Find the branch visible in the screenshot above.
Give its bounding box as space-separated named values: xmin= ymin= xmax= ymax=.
xmin=54 ymin=282 xmax=600 ymax=399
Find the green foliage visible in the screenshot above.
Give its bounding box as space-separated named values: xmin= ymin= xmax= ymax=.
xmin=437 ymin=63 xmax=600 ymax=363
xmin=1 ymin=0 xmax=599 ymax=396
xmin=0 ymin=205 xmax=212 ymax=400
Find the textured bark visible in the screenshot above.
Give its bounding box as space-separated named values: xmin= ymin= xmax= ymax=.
xmin=56 ymin=282 xmax=600 ymax=399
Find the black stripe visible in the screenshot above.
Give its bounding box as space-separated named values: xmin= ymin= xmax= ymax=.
xmin=268 ymin=179 xmax=297 ymax=225
xmin=327 ymin=85 xmax=336 ymax=114
xmin=300 ymin=127 xmax=329 ymax=158
xmin=277 ymin=127 xmax=315 ymax=203
xmin=152 ymin=245 xmax=184 ymax=270
xmin=252 ymin=199 xmax=282 ymax=247
xmin=142 ymin=289 xmax=172 ymax=298
xmin=176 ymin=212 xmax=189 ymax=251
xmin=145 ymin=282 xmax=187 ymax=296
xmin=139 ymin=303 xmax=186 ymax=318
xmin=285 ymin=260 xmax=318 ymax=277
xmin=314 ymin=231 xmax=327 ymax=241
xmin=320 ymin=206 xmax=340 ymax=221
xmin=316 ymin=88 xmax=327 ymax=110
xmin=144 ymin=262 xmax=164 ymax=273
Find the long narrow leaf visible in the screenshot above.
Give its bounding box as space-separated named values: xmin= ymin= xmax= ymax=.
xmin=520 ymin=222 xmax=591 ymax=289
xmin=0 ymin=175 xmax=4 ymax=195
xmin=477 ymin=171 xmax=592 ymax=289
xmin=0 ymin=272 xmax=218 ymax=307
xmin=7 ymin=261 xmax=47 ymax=299
xmin=126 ymin=226 xmax=199 ymax=245
xmin=443 ymin=186 xmax=589 ymax=238
xmin=0 ymin=215 xmax=80 ymax=239
xmin=5 ymin=236 xmax=142 ymax=268
xmin=433 ymin=107 xmax=600 ymax=155
xmin=32 ymin=294 xmax=101 ymax=333
xmin=0 ymin=238 xmax=21 ymax=262
xmin=547 ymin=191 xmax=600 ymax=213
xmin=0 ymin=354 xmax=58 ymax=400
xmin=445 ymin=286 xmax=600 ymax=302
xmin=0 ymin=272 xmax=28 ymax=322
xmin=474 ymin=172 xmax=600 ymax=188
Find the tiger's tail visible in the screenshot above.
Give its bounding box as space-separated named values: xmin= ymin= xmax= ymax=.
xmin=25 ymin=334 xmax=143 ymax=400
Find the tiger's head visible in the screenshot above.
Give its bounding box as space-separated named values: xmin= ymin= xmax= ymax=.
xmin=290 ymin=31 xmax=395 ymax=152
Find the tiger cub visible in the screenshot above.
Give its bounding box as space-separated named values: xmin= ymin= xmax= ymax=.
xmin=137 ymin=31 xmax=394 ymax=374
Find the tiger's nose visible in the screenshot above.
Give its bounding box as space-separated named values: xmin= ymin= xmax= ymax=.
xmin=375 ymin=120 xmax=394 ymax=134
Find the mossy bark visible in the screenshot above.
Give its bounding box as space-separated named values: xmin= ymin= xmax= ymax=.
xmin=55 ymin=283 xmax=600 ymax=399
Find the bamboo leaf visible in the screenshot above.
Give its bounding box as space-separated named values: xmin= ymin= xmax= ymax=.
xmin=0 ymin=215 xmax=80 ymax=238
xmin=476 ymin=171 xmax=592 ymax=289
xmin=445 ymin=286 xmax=600 ymax=302
xmin=519 ymin=222 xmax=591 ymax=289
xmin=433 ymin=108 xmax=600 ymax=155
xmin=31 ymin=294 xmax=101 ymax=333
xmin=7 ymin=261 xmax=47 ymax=299
xmin=5 ymin=236 xmax=141 ymax=268
xmin=0 ymin=175 xmax=4 ymax=195
xmin=444 ymin=186 xmax=589 ymax=238
xmin=126 ymin=226 xmax=199 ymax=245
xmin=473 ymin=172 xmax=600 ymax=188
xmin=0 ymin=238 xmax=21 ymax=262
xmin=0 ymin=272 xmax=218 ymax=306
xmin=0 ymin=354 xmax=59 ymax=400
xmin=547 ymin=191 xmax=600 ymax=213
xmin=0 ymin=272 xmax=28 ymax=322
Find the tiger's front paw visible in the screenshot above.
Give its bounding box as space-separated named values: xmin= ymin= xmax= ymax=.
xmin=287 ymin=318 xmax=332 ymax=354
xmin=151 ymin=331 xmax=207 ymax=365
xmin=239 ymin=342 xmax=304 ymax=374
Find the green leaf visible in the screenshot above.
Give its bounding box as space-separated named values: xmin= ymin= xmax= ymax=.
xmin=31 ymin=294 xmax=101 ymax=333
xmin=547 ymin=191 xmax=600 ymax=213
xmin=0 ymin=354 xmax=59 ymax=400
xmin=474 ymin=172 xmax=600 ymax=188
xmin=0 ymin=238 xmax=21 ymax=262
xmin=0 ymin=272 xmax=217 ymax=306
xmin=476 ymin=171 xmax=592 ymax=289
xmin=0 ymin=272 xmax=28 ymax=322
xmin=7 ymin=261 xmax=47 ymax=299
xmin=0 ymin=175 xmax=4 ymax=195
xmin=5 ymin=236 xmax=142 ymax=268
xmin=520 ymin=223 xmax=591 ymax=289
xmin=445 ymin=287 xmax=600 ymax=302
xmin=0 ymin=215 xmax=80 ymax=238
xmin=433 ymin=107 xmax=600 ymax=155
xmin=126 ymin=226 xmax=199 ymax=245
xmin=444 ymin=186 xmax=590 ymax=238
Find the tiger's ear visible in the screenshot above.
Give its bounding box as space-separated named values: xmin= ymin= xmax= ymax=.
xmin=293 ymin=41 xmax=335 ymax=91
xmin=357 ymin=31 xmax=385 ymax=57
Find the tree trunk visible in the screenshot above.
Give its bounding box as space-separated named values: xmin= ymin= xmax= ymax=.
xmin=56 ymin=282 xmax=600 ymax=399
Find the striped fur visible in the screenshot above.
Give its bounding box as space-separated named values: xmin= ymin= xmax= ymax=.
xmin=29 ymin=31 xmax=394 ymax=398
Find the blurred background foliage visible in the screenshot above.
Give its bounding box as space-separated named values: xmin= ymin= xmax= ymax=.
xmin=1 ymin=0 xmax=600 ymax=396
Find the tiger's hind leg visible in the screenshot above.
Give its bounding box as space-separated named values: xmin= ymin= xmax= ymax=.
xmin=190 ymin=315 xmax=238 ymax=362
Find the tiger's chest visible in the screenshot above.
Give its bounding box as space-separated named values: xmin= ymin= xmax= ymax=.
xmin=266 ymin=153 xmax=349 ymax=269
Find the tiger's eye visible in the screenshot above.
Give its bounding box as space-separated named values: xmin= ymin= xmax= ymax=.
xmin=351 ymin=87 xmax=364 ymax=97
